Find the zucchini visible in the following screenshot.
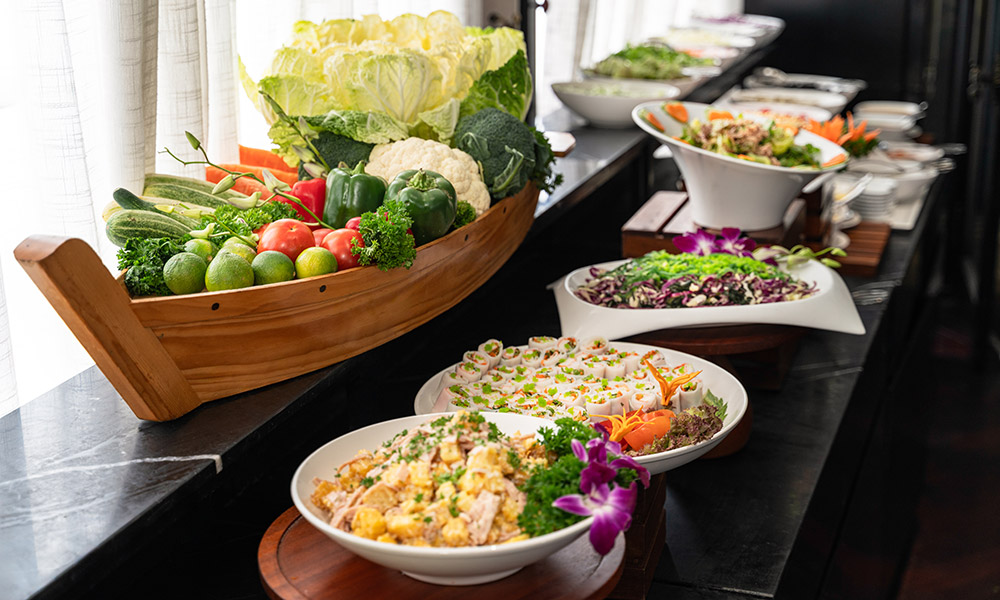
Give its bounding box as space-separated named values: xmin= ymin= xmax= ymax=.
xmin=106 ymin=209 xmax=191 ymax=247
xmin=112 ymin=188 xmax=202 ymax=228
xmin=143 ymin=173 xmax=248 ymax=200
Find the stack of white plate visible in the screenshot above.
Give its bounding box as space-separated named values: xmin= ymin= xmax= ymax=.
xmin=851 ymin=176 xmax=897 ymax=222
xmin=853 ymin=100 xmax=927 ymax=141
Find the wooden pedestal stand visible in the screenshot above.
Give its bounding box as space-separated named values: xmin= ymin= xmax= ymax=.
xmin=258 ymin=507 xmax=624 ymax=600
xmin=621 ymin=191 xmax=806 ymax=257
xmin=607 ymin=473 xmax=668 ymax=600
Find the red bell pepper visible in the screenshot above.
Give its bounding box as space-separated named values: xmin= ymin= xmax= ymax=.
xmin=285 ymin=178 xmax=327 ymax=224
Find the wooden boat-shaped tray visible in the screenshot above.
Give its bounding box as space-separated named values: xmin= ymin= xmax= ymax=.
xmin=14 ymin=184 xmax=539 ymax=422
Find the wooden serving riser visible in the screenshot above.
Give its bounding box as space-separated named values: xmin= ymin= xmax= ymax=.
xmin=258 ymin=506 xmax=624 ymax=600
xmin=809 ymin=220 xmax=891 ymax=277
xmin=14 ymin=184 xmax=540 ymax=421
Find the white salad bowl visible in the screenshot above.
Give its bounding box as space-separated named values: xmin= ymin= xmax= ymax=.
xmin=552 ymin=80 xmax=680 ymax=128
xmin=551 ymin=258 xmax=865 ymax=339
xmin=632 ymin=100 xmax=849 ymax=230
xmin=413 ymin=342 xmax=749 ymax=476
xmin=291 ymin=412 xmax=593 ymax=586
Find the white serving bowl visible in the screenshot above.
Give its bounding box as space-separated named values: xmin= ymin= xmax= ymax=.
xmin=552 ymin=80 xmax=680 ymax=128
xmin=292 ymin=412 xmax=593 ymax=586
xmin=632 ymin=100 xmax=848 ymax=230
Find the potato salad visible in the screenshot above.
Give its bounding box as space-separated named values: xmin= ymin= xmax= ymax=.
xmin=311 ymin=411 xmax=547 ymax=547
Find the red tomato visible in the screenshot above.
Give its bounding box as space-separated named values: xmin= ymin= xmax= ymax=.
xmin=312 ymin=228 xmax=334 ymax=246
xmin=322 ymin=229 xmax=364 ymax=270
xmin=257 ymin=218 xmax=315 ymax=262
xmin=345 ymin=216 xmax=362 ymax=231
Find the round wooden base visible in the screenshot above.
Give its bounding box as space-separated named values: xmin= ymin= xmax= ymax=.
xmin=258 ymin=507 xmax=625 ymax=600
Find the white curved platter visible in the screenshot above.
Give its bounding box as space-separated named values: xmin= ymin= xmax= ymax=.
xmin=414 ymin=342 xmax=748 ymax=476
xmin=551 ymin=258 xmax=865 ymax=340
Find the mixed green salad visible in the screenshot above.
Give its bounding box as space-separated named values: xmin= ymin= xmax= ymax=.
xmin=591 ymin=43 xmax=713 ymax=80
xmin=679 ymin=116 xmax=820 ymax=168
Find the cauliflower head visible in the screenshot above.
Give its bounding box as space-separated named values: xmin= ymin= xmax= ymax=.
xmin=365 ymin=137 xmax=491 ymax=216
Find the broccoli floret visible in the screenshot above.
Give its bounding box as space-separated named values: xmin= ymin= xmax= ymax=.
xmin=454 ymin=108 xmax=536 ymax=199
xmin=452 ymin=201 xmax=477 ymax=229
xmin=298 ymin=130 xmax=374 ymax=180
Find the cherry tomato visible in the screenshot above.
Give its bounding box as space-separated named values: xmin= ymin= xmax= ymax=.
xmin=312 ymin=228 xmax=334 ymax=246
xmin=322 ymin=229 xmax=364 ymax=270
xmin=344 ymin=216 xmax=362 ymax=231
xmin=257 ymin=218 xmax=315 ymax=262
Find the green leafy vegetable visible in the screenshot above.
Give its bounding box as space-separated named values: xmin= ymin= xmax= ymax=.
xmin=518 ymin=451 xmax=588 ymax=537
xmin=351 ymin=198 xmax=417 ymax=271
xmin=591 ymin=43 xmax=713 ymax=80
xmin=703 ymin=390 xmax=727 ymax=421
xmin=203 ymin=201 xmax=299 ymax=243
xmin=529 ymin=126 xmax=563 ymax=194
xmin=243 ymin=12 xmax=530 ymax=145
xmin=458 ymin=50 xmax=532 ymax=121
xmin=117 ymin=237 xmax=186 ymax=297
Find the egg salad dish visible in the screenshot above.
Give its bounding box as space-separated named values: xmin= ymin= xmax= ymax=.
xmin=311 ymin=411 xmax=548 ymax=547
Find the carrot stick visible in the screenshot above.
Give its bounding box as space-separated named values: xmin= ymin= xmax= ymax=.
xmin=864 ymin=129 xmax=881 ymax=141
xmin=238 ymin=145 xmax=297 ymax=173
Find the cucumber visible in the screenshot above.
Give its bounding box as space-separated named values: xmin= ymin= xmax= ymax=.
xmin=106 ymin=209 xmax=192 ymax=247
xmin=112 ymin=188 xmax=202 ymax=228
xmin=143 ymin=173 xmax=249 ymax=198
xmin=143 ymin=173 xmax=248 ymax=201
xmin=142 ymin=183 xmax=236 ymax=210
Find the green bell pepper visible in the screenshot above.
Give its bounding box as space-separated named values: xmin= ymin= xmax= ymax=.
xmin=324 ymin=161 xmax=387 ymax=228
xmin=385 ymin=169 xmax=458 ymax=246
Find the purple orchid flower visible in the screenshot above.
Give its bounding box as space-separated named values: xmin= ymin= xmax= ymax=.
xmin=715 ymin=227 xmax=756 ymax=257
xmin=553 ymin=480 xmax=638 ymax=555
xmin=673 ymin=228 xmax=718 ymax=256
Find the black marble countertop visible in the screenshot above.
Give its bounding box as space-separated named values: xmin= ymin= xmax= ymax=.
xmin=1 ymin=43 xmax=939 ymax=600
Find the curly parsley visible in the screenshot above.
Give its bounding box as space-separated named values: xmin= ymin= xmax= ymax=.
xmin=117 ymin=237 xmax=186 ymax=297
xmin=351 ymin=199 xmax=417 ymax=271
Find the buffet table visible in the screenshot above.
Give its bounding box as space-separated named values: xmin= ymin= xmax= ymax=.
xmin=0 ymin=43 xmax=939 ymax=600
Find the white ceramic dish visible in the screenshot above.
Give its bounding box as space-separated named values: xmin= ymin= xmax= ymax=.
xmin=724 ymin=87 xmax=849 ymax=113
xmin=880 ymin=141 xmax=945 ymax=163
xmin=292 ymin=411 xmax=594 ymax=586
xmin=632 ymin=100 xmax=848 ymax=230
xmin=551 ymin=259 xmax=865 ymax=339
xmin=743 ymin=72 xmax=866 ymax=96
xmin=655 ymin=28 xmax=756 ymax=49
xmin=715 ymin=100 xmax=834 ymax=122
xmin=853 ymin=100 xmax=927 ymax=118
xmin=413 ymin=342 xmax=748 ymax=476
xmin=552 ymin=80 xmax=680 ymax=128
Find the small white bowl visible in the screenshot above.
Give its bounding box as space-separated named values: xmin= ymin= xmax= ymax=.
xmin=632 ymin=100 xmax=848 ymax=230
xmin=552 ymin=80 xmax=680 ymax=128
xmin=292 ymin=412 xmax=594 ymax=586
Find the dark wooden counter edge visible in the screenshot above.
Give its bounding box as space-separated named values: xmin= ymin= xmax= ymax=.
xmin=0 ymin=45 xmax=782 ymax=600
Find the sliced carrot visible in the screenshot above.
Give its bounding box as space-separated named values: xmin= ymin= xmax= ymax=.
xmin=851 ymin=120 xmax=869 ymax=141
xmin=205 ymin=166 xmax=275 ymax=198
xmin=664 ymin=102 xmax=688 ymax=123
xmin=847 ymin=112 xmax=855 ymax=137
xmin=822 ymin=154 xmax=847 ymax=168
xmin=864 ymin=129 xmax=881 ymax=141
xmin=707 ymin=109 xmax=734 ymax=121
xmin=643 ymin=111 xmax=666 ymax=132
xmin=836 ymin=132 xmax=853 ymax=145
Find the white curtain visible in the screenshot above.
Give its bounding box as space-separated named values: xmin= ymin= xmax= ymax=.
xmin=0 ymin=0 xmax=483 ymax=417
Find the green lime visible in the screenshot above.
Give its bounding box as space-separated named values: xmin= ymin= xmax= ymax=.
xmin=222 ymin=235 xmax=255 ymax=250
xmin=251 ymin=251 xmax=295 ymax=285
xmin=223 ymin=241 xmax=257 ymax=264
xmin=205 ymin=249 xmax=254 ymax=291
xmin=163 ymin=252 xmax=208 ymax=295
xmin=294 ymin=247 xmax=338 ymax=279
xmin=184 ymin=238 xmax=217 ymax=263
